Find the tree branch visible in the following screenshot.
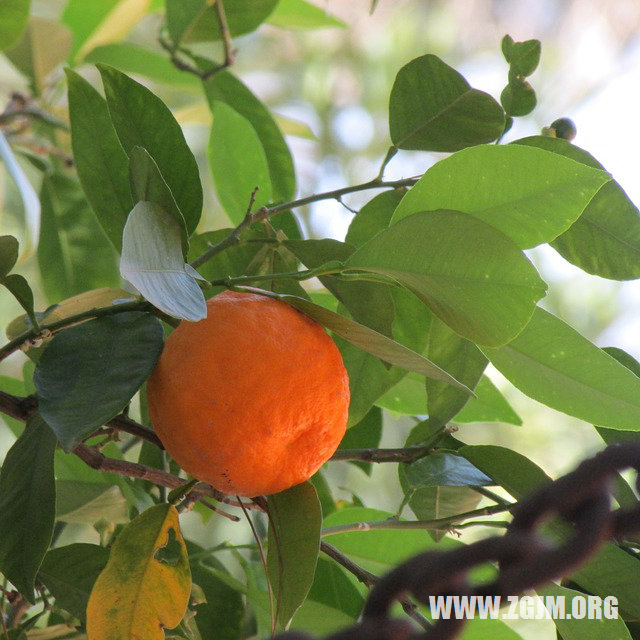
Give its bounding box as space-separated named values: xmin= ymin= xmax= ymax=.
xmin=321 ymin=504 xmax=512 ymax=537
xmin=331 ymin=445 xmax=432 ymax=464
xmin=320 ymin=541 xmax=430 ymax=630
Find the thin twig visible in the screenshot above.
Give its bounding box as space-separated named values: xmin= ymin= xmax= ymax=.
xmin=189 ymin=177 xmax=418 ymax=270
xmin=321 ymin=504 xmax=513 ymax=537
xmin=214 ymin=0 xmax=235 ymax=67
xmin=320 ymin=541 xmax=430 ymax=630
xmin=331 ymin=446 xmax=432 ymax=464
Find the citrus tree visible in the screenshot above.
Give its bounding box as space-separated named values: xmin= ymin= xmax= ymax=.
xmin=1 ymin=2 xmax=640 ymax=640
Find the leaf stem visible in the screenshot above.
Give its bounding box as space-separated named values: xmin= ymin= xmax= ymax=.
xmin=321 ymin=503 xmax=512 ymax=537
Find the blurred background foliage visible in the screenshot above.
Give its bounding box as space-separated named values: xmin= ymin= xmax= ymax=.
xmin=2 ymin=0 xmax=640 ymax=568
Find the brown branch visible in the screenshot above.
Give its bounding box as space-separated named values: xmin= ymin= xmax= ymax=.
xmin=320 ymin=541 xmax=430 ymax=630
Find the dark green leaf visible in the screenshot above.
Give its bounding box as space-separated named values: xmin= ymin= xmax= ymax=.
xmin=208 ymin=101 xmax=272 ymax=224
xmin=346 ymin=210 xmax=547 ymax=347
xmin=65 ymin=68 xmax=132 ymax=252
xmin=278 ymin=293 xmax=471 ymax=391
xmin=166 ymin=0 xmax=278 ymax=43
xmin=285 ymin=239 xmax=395 ymax=336
xmin=0 ymin=414 xmax=56 ymax=603
xmin=0 ymin=0 xmax=30 ymax=51
xmin=405 ymin=452 xmax=492 ymax=487
xmin=514 ymin=135 xmax=640 ymax=280
xmin=38 ymin=544 xmax=109 ymax=622
xmin=190 ymin=554 xmax=244 ymax=640
xmin=338 ymin=406 xmax=383 ymax=475
xmin=267 ymin=482 xmax=322 ymax=630
xmin=98 ymin=64 xmax=202 ymax=235
xmin=33 ymin=312 xmax=164 ymax=451
xmin=203 ymin=70 xmax=296 ymax=202
xmin=267 ymin=0 xmax=345 ymax=29
xmin=501 ymin=36 xmax=541 ymax=77
xmin=0 ymin=235 xmax=19 ymax=276
xmin=129 ymin=146 xmax=188 ymax=254
xmin=454 ymin=376 xmax=521 ymax=425
xmin=425 ymin=317 xmax=488 ymax=426
xmin=345 ymin=190 xmax=405 ymax=248
xmin=120 ymin=201 xmax=207 ymax=321
xmin=500 ymin=78 xmax=536 ymax=117
xmin=38 ymin=172 xmax=120 ymax=302
xmin=392 ymin=144 xmax=610 ymax=249
xmin=56 ymin=480 xmax=128 ymax=524
xmin=389 ymin=54 xmax=505 ymax=152
xmin=482 ymin=307 xmax=640 ymax=430
xmin=85 ymin=43 xmax=200 ymax=88
xmin=307 ymin=557 xmax=363 ymax=620
xmin=2 ymin=274 xmax=35 ymax=322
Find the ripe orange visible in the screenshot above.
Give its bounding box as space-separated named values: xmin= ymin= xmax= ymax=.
xmin=146 ymin=290 xmax=350 ymax=497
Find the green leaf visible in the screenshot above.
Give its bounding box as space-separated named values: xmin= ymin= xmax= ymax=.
xmin=65 ymin=68 xmax=132 ymax=252
xmin=345 ymin=190 xmax=405 ymax=248
xmin=0 ymin=414 xmax=56 ymax=603
xmin=0 ymin=234 xmax=19 ymax=276
xmin=38 ymin=544 xmax=109 ymax=623
xmin=277 ymin=293 xmax=471 ymax=392
xmin=1 ymin=274 xmax=35 ymax=323
xmin=33 ymin=311 xmax=164 ymax=451
xmin=460 ymin=445 xmax=640 ymax=618
xmin=345 ymin=210 xmax=547 ymax=346
xmin=62 ymin=0 xmax=150 ymax=61
xmin=376 ymin=372 xmax=427 ymax=416
xmin=208 ymin=101 xmax=273 ymax=224
xmin=38 ymin=172 xmax=120 ymax=302
xmin=322 ymin=507 xmax=457 ymax=574
xmin=0 ymin=0 xmax=30 ymax=51
xmin=501 ymin=35 xmax=541 ymax=77
xmin=189 ymin=553 xmax=244 ymax=640
xmin=514 ymin=136 xmax=640 ymax=280
xmin=56 ymin=480 xmax=129 ymax=525
xmin=391 ymin=145 xmax=611 ymax=249
xmin=338 ymin=406 xmax=383 ymax=476
xmin=500 ymin=78 xmax=536 ymax=117
xmin=482 ymin=307 xmax=640 ymax=430
xmin=285 ymin=238 xmax=395 ymax=336
xmin=389 ymin=54 xmax=505 ymax=152
xmin=98 ymin=64 xmax=202 ymax=235
xmin=307 ymin=557 xmax=363 ymax=620
xmin=425 ymin=316 xmax=488 ymax=426
xmin=267 ymin=0 xmax=345 ymax=29
xmin=166 ymin=0 xmax=278 ymax=43
xmin=540 ymin=583 xmax=633 ymax=640
xmin=120 ymin=201 xmax=207 ymax=321
xmin=405 ymin=452 xmax=492 ymax=487
xmin=5 ymin=17 xmax=71 ymax=95
xmin=267 ymin=482 xmax=322 ymax=630
xmin=85 ymin=43 xmax=200 ymax=87
xmin=454 ymin=375 xmax=522 ymax=425
xmin=129 ymin=146 xmax=189 ymax=254
xmin=203 ymin=70 xmax=296 ymax=202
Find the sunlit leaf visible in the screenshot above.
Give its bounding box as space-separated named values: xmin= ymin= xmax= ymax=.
xmin=267 ymin=0 xmax=345 ymax=29
xmin=34 ymin=311 xmax=163 ymax=451
xmin=482 ymin=307 xmax=640 ymax=430
xmin=392 ymin=145 xmax=610 ymax=249
xmin=346 ymin=211 xmax=547 ymax=346
xmin=0 ymin=0 xmax=30 ymax=51
xmin=120 ymin=201 xmax=207 ymax=321
xmin=454 ymin=376 xmax=521 ymax=425
xmin=267 ymin=482 xmax=322 ymax=629
xmin=0 ymin=415 xmax=56 ymax=603
xmin=86 ymin=504 xmax=191 ymax=640
xmin=208 ymin=101 xmax=273 ymax=224
xmin=389 ymin=54 xmax=505 ymax=151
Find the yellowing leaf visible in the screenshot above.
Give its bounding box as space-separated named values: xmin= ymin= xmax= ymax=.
xmin=86 ymin=504 xmax=191 ymax=640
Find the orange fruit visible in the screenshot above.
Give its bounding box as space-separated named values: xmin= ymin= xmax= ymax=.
xmin=147 ymin=290 xmax=350 ymax=497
